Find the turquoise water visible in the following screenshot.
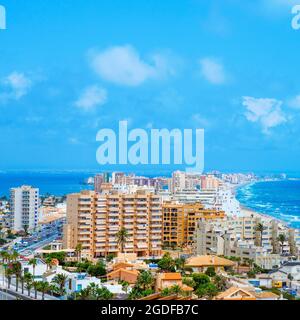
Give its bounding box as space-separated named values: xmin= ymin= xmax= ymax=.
xmin=236 ymin=180 xmax=300 ymax=229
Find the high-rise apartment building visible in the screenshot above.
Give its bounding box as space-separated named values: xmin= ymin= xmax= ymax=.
xmin=63 ymin=190 xmax=162 ymax=259
xmin=10 ymin=185 xmax=39 ymax=232
xmin=162 ymin=202 xmax=225 ymax=247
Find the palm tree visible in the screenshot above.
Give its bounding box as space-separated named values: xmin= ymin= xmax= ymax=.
xmin=116 ymin=227 xmax=129 ymax=254
xmin=136 ymin=271 xmax=154 ymax=291
xmin=255 ymin=223 xmax=265 ymax=247
xmin=12 ymin=262 xmax=22 ymax=292
xmin=20 ymin=274 xmax=25 ymax=294
xmin=5 ymin=267 xmax=13 ymax=289
xmin=49 ymin=284 xmax=58 ymax=296
xmin=11 ymin=250 xmax=19 ymax=262
xmin=52 ymin=273 xmax=68 ymax=298
xmin=37 ymin=281 xmax=50 ymax=300
xmin=236 ymin=257 xmax=241 ymax=274
xmin=24 ymin=225 xmax=29 ymax=236
xmin=33 ymin=281 xmax=39 ymax=299
xmin=29 ymin=258 xmax=37 ymax=278
xmin=1 ymin=250 xmax=9 ymax=263
xmin=277 ymin=234 xmax=287 ymax=254
xmin=175 ymin=257 xmax=186 ymax=275
xmin=24 ymin=272 xmax=33 ymax=297
xmin=75 ymin=243 xmax=83 ymax=263
xmin=45 ymin=257 xmax=52 ymax=271
xmin=288 ymin=274 xmax=294 ymax=289
xmin=170 ymin=284 xmax=182 ymax=295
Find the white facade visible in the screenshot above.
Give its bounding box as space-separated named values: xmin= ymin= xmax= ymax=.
xmin=10 ymin=186 xmax=39 ymax=232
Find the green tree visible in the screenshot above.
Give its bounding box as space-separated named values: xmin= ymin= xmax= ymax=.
xmin=277 ymin=234 xmax=287 ymax=254
xmin=87 ymin=260 xmax=106 ymax=277
xmin=52 ymin=273 xmax=68 ymax=297
xmin=37 ymin=281 xmax=50 ymax=300
xmin=182 ymin=277 xmax=196 ymax=289
xmin=158 ymin=253 xmax=175 ymax=272
xmin=195 ymin=283 xmax=218 ymax=299
xmin=136 ymin=270 xmax=154 ymax=291
xmin=213 ymin=275 xmax=227 ymax=291
xmin=5 ymin=266 xmax=13 ymax=289
xmin=192 ymin=273 xmax=210 ymax=289
xmin=12 ymin=262 xmax=22 ymax=292
xmin=29 ymin=258 xmax=37 ymax=278
xmin=24 ymin=272 xmax=34 ymax=297
xmin=1 ymin=250 xmax=9 ymax=263
xmin=11 ymin=250 xmax=19 ymax=262
xmin=255 ymin=223 xmax=265 ymax=247
xmin=116 ymin=227 xmax=129 ymax=253
xmin=175 ymin=257 xmax=186 ymax=274
xmin=75 ymin=243 xmax=83 ymax=262
xmin=205 ymin=267 xmax=216 ymax=277
xmin=106 ymin=253 xmax=115 ymax=263
xmin=33 ymin=281 xmax=39 ymax=299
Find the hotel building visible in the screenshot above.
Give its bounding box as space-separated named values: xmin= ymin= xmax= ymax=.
xmin=63 ymin=190 xmax=162 ymax=259
xmin=162 ymin=202 xmax=225 ymax=247
xmin=10 ymin=185 xmax=39 ymax=232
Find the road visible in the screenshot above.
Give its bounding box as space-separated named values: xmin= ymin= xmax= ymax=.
xmin=0 ymin=290 xmax=17 ymax=300
xmin=0 ymin=221 xmax=63 ymax=256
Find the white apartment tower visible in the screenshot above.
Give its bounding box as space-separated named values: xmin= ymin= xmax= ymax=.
xmin=10 ymin=186 xmax=39 ymax=232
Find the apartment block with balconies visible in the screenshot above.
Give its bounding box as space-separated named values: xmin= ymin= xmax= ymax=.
xmin=162 ymin=202 xmax=225 ymax=248
xmin=63 ymin=190 xmax=162 ymax=259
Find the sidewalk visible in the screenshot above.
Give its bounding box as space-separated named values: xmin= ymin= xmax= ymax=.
xmin=0 ymin=274 xmax=59 ymax=300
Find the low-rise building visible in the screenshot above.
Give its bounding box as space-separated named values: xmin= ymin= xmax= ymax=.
xmin=185 ymin=255 xmax=235 ymax=273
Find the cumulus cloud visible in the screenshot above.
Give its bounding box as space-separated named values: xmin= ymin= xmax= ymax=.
xmin=199 ymin=57 xmax=226 ymax=85
xmin=287 ymin=95 xmax=300 ymax=110
xmin=89 ymin=45 xmax=176 ymax=86
xmin=242 ymin=96 xmax=287 ymax=134
xmin=0 ymin=72 xmax=32 ymax=103
xmin=75 ymin=85 xmax=107 ymax=110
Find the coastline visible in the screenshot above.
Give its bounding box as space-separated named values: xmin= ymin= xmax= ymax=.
xmin=235 ymin=180 xmax=291 ymax=229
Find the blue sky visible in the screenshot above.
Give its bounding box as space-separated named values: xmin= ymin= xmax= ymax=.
xmin=0 ymin=0 xmax=300 ymax=173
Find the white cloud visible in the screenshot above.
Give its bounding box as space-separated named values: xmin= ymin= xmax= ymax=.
xmin=199 ymin=57 xmax=226 ymax=85
xmin=192 ymin=114 xmax=211 ymax=128
xmin=287 ymin=95 xmax=300 ymax=110
xmin=242 ymin=96 xmax=287 ymax=134
xmin=0 ymin=72 xmax=32 ymax=103
xmin=89 ymin=45 xmax=175 ymax=86
xmin=75 ymin=85 xmax=107 ymax=110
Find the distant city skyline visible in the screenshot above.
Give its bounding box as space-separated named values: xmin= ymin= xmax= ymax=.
xmin=1 ymin=0 xmax=300 ymax=172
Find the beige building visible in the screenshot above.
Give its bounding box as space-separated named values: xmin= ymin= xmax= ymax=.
xmin=195 ymin=216 xmax=300 ymax=269
xmin=162 ymin=202 xmax=225 ymax=247
xmin=63 ymin=190 xmax=162 ymax=259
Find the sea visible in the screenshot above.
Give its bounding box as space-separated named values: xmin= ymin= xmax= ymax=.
xmin=1 ymin=171 xmax=300 ymax=230
xmin=236 ymin=179 xmax=300 ymax=229
xmin=0 ymin=171 xmax=95 ymax=197
xmin=0 ymin=170 xmax=168 ymax=197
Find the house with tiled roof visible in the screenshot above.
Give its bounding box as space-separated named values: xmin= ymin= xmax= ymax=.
xmin=107 ymin=268 xmax=140 ymax=284
xmin=186 ymin=255 xmax=235 ymax=272
xmin=215 ymin=287 xmax=256 ymax=300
